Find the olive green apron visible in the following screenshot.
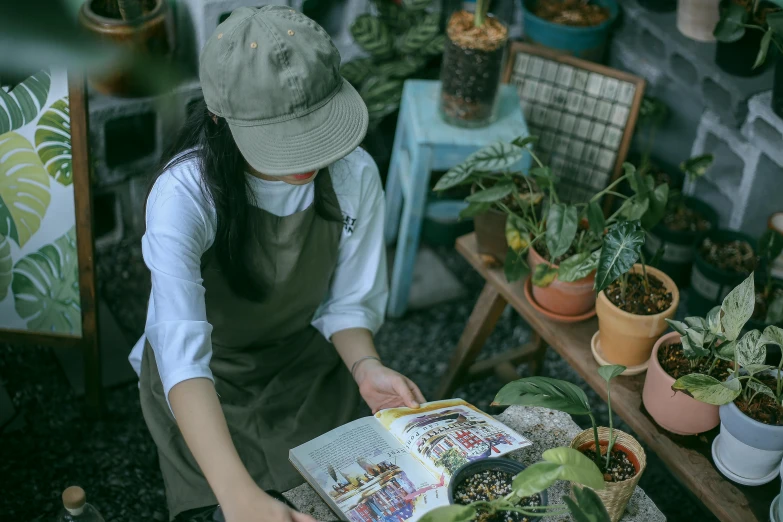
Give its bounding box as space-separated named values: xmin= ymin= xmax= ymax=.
xmin=139 ymin=171 xmax=361 ymax=520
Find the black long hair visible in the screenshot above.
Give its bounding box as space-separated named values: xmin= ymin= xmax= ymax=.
xmin=148 ymin=99 xmax=341 ymax=301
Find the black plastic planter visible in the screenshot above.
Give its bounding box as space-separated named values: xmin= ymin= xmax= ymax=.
xmin=638 ymin=0 xmax=676 ymax=12
xmin=448 ymin=458 xmax=548 ymax=521
xmin=773 ymin=57 xmax=783 ymax=118
xmin=689 ymin=229 xmax=757 ymax=317
xmin=644 ymin=198 xmax=718 ymax=288
xmin=715 ymin=30 xmax=768 ymax=77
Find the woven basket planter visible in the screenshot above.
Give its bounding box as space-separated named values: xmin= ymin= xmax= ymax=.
xmin=570 ymin=427 xmax=647 ymax=522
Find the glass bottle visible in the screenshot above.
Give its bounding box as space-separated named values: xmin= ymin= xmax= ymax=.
xmin=57 ymin=486 xmax=105 ymax=522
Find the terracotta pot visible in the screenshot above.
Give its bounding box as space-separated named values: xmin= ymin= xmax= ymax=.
xmin=570 ymin=427 xmax=646 ymax=522
xmin=527 ymin=247 xmax=596 ymax=316
xmin=79 ymin=0 xmax=173 ymax=97
xmin=474 ymin=208 xmax=508 ymax=262
xmin=642 ymin=331 xmax=720 ymax=435
xmin=595 ymin=264 xmax=679 ymax=367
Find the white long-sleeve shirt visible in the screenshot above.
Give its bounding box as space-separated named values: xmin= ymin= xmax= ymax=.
xmin=128 ymin=148 xmax=388 ymax=404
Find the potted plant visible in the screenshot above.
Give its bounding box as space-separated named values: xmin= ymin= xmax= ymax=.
xmin=494 ymin=367 xmax=646 ymax=522
xmin=773 ymin=459 xmax=783 ymax=522
xmin=643 ymin=154 xmax=719 ymax=288
xmin=689 ymin=229 xmax=757 ymax=317
xmin=521 ymin=0 xmax=619 ymax=63
xmin=713 ymin=0 xmax=783 ymax=77
xmin=422 ymin=447 xmax=610 ymax=522
xmin=439 ymin=0 xmax=509 ymax=127
xmin=642 ymin=306 xmax=734 ymax=435
xmin=341 ymin=0 xmax=444 ymax=130
xmin=672 ymin=274 xmax=783 ymax=484
xmin=78 ymin=0 xmax=173 ymax=97
xmin=594 ymin=220 xmax=680 ymax=367
xmin=677 ymin=0 xmax=721 ymax=42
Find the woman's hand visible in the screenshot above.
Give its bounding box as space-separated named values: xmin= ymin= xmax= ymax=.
xmin=222 ymin=486 xmax=316 ymax=522
xmin=354 ymin=359 xmax=426 ymax=413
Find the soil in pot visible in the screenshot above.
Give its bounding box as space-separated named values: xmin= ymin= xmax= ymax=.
xmin=663 ymin=206 xmax=711 ymax=233
xmin=604 ymin=273 xmax=673 ymax=315
xmin=453 ymin=469 xmax=543 ymax=522
xmin=578 ymin=445 xmax=637 ymax=482
xmin=658 ymin=342 xmax=732 ymax=380
xmin=441 ymin=11 xmax=508 ymax=126
xmin=734 ymin=374 xmax=783 ymax=426
xmin=532 ymin=0 xmax=611 ymax=26
xmin=699 ymin=238 xmax=756 ymax=273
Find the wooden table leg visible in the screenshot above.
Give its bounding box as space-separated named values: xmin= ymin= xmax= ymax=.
xmin=527 ymin=331 xmax=547 ymax=376
xmin=435 ymin=283 xmax=507 ymax=400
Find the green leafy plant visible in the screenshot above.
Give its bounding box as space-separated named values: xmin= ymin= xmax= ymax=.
xmin=0 ymin=70 xmax=50 ymax=134
xmin=420 ymin=448 xmax=610 ymax=522
xmin=714 ymin=0 xmax=783 ymax=69
xmin=672 ymin=273 xmax=783 ymax=409
xmin=666 ymin=305 xmax=734 ymax=374
xmin=434 ymin=136 xmax=666 ymax=288
xmin=35 ymin=97 xmax=72 ymax=186
xmin=634 ymin=96 xmax=670 ymax=176
xmin=341 ymin=0 xmax=445 ymax=128
xmin=757 ymin=229 xmax=783 ymax=324
xmin=493 ymin=365 xmax=627 ymax=472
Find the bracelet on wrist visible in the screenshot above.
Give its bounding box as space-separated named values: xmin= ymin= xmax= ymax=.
xmin=351 ymin=356 xmax=381 ymax=379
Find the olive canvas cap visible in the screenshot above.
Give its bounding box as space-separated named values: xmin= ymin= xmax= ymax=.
xmin=199 ymin=6 xmax=368 ymax=176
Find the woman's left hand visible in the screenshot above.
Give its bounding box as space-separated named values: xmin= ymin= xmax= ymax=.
xmin=354 ymin=359 xmax=426 ymax=413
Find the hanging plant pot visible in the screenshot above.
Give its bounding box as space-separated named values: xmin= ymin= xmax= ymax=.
xmin=689 ymin=229 xmax=757 ymax=318
xmin=643 ymin=197 xmax=718 ymax=288
xmin=677 ymin=0 xmax=721 ymax=42
xmin=773 ymin=57 xmax=783 ymax=118
xmin=440 ymin=11 xmax=509 ymax=128
xmin=521 ymin=0 xmax=619 ymax=63
xmin=79 ymin=0 xmax=174 ymax=97
xmin=715 ymin=29 xmax=769 ymax=77
xmin=638 ymin=0 xmax=677 ymax=12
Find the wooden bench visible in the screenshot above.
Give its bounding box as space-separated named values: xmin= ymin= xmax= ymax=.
xmin=435 ymin=233 xmax=779 ymax=522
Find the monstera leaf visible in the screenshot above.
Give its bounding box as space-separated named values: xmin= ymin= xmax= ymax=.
xmin=35 ymin=97 xmax=72 ymax=186
xmin=0 ymin=234 xmax=11 ymax=300
xmin=0 ymin=132 xmax=51 ymax=247
xmin=350 ymin=14 xmax=394 ymax=60
xmin=0 ymin=70 xmax=51 ymax=134
xmin=12 ymin=226 xmax=81 ymax=334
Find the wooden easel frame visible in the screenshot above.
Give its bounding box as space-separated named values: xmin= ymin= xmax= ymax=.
xmin=0 ymin=74 xmax=101 ymax=417
xmin=502 ymin=41 xmax=646 ymax=211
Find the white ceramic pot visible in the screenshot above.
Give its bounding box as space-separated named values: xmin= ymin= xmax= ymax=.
xmin=772 ymin=459 xmax=783 ymax=522
xmin=713 ymin=384 xmax=783 ymax=484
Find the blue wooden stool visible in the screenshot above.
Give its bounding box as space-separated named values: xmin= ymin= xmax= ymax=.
xmin=385 ymin=80 xmax=531 ymax=318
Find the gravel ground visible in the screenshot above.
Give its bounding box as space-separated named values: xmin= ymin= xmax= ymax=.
xmin=0 ymin=238 xmax=715 ymax=522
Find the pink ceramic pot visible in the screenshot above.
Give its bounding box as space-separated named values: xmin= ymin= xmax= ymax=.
xmin=642 ymin=331 xmax=720 ymax=435
xmin=527 ymin=247 xmax=596 ymax=317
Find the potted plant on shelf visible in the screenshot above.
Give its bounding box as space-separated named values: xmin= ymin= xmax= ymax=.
xmin=642 ymin=306 xmax=734 ymax=435
xmin=689 ymin=228 xmax=757 ymax=317
xmin=439 ymin=0 xmax=509 ymax=127
xmin=341 ymin=0 xmax=444 ymax=130
xmin=494 ymin=367 xmax=646 ymax=522
xmin=521 ymin=0 xmax=619 ymax=63
xmin=672 ymin=274 xmax=783 ymax=484
xmin=677 ymin=0 xmax=721 ymax=42
xmin=713 ymin=0 xmax=783 ymax=77
xmin=422 ymin=447 xmax=610 ymax=522
xmin=78 ymin=0 xmax=173 ymax=97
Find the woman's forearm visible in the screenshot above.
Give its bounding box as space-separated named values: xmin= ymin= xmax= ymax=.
xmin=331 ymin=328 xmax=380 ymax=380
xmin=168 ymin=378 xmax=257 ymax=505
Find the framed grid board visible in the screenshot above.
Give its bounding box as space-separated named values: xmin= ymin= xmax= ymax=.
xmin=502 ymin=42 xmax=646 ymax=204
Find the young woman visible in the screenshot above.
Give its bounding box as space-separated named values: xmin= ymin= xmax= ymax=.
xmin=128 ymin=6 xmax=425 ymax=522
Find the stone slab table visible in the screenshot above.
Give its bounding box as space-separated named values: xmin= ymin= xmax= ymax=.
xmin=283 ymin=406 xmax=665 ymax=522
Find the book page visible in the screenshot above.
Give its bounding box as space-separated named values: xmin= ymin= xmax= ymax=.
xmin=289 ymin=417 xmax=448 ymax=521
xmin=375 ymin=399 xmax=532 ymax=478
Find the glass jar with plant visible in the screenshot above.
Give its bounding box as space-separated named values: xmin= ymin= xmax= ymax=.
xmin=434 ymin=136 xmax=670 ymax=320
xmin=439 ymin=0 xmax=509 ymax=127
xmin=670 ymin=274 xmax=783 ymax=484
xmin=492 ymin=365 xmax=646 ymax=522
xmin=713 ymin=0 xmax=783 ymax=77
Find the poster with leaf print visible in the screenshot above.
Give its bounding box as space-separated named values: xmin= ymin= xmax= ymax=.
xmin=0 ymin=69 xmax=82 ymax=336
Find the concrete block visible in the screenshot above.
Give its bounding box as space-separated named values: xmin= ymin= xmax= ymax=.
xmin=620 ymin=0 xmax=774 ymax=127
xmin=740 ymin=153 xmax=783 ymax=237
xmin=94 ymin=186 xmax=125 ymax=251
xmin=686 ymin=110 xmax=762 ymax=232
xmin=741 ymin=90 xmax=783 ymax=167
xmin=94 ymin=175 xmax=150 ymax=252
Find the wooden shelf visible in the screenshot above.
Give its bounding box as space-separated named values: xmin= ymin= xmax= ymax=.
xmin=453 ymin=233 xmax=778 ymax=522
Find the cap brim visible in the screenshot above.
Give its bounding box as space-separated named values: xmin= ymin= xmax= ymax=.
xmin=228 ymin=78 xmax=369 ymax=176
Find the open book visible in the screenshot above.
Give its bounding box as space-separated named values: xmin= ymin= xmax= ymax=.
xmin=289 ymin=399 xmax=532 ymax=522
